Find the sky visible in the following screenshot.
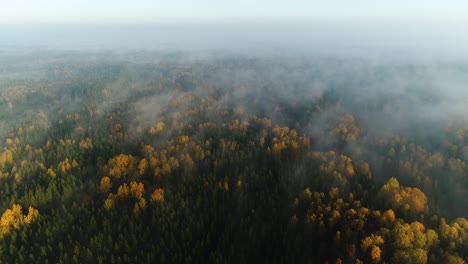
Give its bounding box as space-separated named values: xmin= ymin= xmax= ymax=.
xmin=0 ymin=1 xmax=467 ymax=56
xmin=0 ymin=1 xmax=467 ymax=23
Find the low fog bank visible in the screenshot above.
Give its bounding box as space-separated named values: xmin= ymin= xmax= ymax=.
xmin=1 ymin=48 xmax=468 ymax=138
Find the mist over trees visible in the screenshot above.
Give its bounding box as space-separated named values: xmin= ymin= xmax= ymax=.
xmin=0 ymin=49 xmax=468 ymax=263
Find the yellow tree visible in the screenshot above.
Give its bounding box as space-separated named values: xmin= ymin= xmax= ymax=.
xmin=391 ymin=221 xmax=432 ymax=264
xmin=100 ymin=176 xmax=112 ymax=193
xmin=138 ymin=158 xmax=149 ymax=176
xmin=379 ymin=178 xmax=427 ymax=215
xmin=130 ymin=181 xmax=145 ymax=199
xmin=0 ymin=149 xmax=13 ymax=171
xmin=361 ymin=234 xmax=384 ymax=263
xmin=104 ymin=194 xmax=117 ymax=210
xmin=0 ymin=204 xmax=39 ymax=236
xmin=117 ymin=183 xmax=130 ymax=199
xmin=151 ymin=188 xmax=164 ymax=203
xmin=106 ymin=154 xmax=138 ymax=180
xmin=24 ymin=207 xmax=39 ymax=224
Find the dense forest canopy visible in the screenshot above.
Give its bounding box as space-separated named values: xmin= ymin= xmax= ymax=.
xmin=0 ymin=50 xmax=468 ymax=263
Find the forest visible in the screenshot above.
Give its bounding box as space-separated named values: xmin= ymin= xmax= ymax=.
xmin=0 ymin=50 xmax=468 ymax=263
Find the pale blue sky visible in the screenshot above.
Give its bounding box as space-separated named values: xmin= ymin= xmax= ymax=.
xmin=1 ymin=0 xmax=467 ymax=23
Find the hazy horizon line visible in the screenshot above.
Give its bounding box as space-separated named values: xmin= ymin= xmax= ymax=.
xmin=1 ymin=16 xmax=468 ymax=25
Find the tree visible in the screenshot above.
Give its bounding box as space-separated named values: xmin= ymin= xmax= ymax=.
xmin=151 ymin=188 xmax=164 ymax=203
xmin=130 ymin=182 xmax=144 ymax=199
xmin=100 ymin=176 xmax=112 ymax=193
xmin=106 ymin=154 xmax=138 ymax=180
xmin=379 ymin=178 xmax=427 ymax=215
xmin=0 ymin=204 xmax=39 ymax=236
xmin=138 ymin=158 xmax=148 ymax=176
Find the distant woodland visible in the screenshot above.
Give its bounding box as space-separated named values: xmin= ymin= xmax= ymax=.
xmin=0 ymin=51 xmax=467 ymax=263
